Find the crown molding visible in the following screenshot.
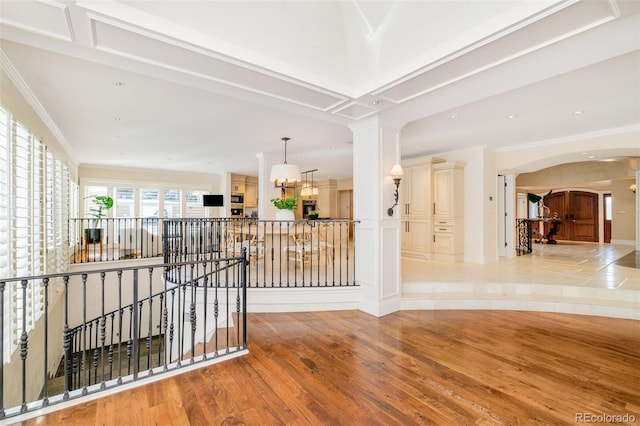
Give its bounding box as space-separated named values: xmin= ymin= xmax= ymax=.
xmin=0 ymin=49 xmax=77 ymax=162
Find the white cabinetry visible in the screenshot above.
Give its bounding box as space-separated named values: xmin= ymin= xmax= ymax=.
xmin=402 ymin=166 xmax=430 ymax=216
xmin=432 ymin=162 xmax=465 ymax=261
xmin=401 ymin=219 xmax=431 ymax=254
xmin=400 ymin=157 xmax=443 ymax=259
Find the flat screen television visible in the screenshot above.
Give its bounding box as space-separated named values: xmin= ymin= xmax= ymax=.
xmin=203 ymin=194 xmax=224 ymax=207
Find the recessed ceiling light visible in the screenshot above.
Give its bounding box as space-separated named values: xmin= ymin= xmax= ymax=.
xmin=113 ymin=135 xmax=120 ymax=140
xmin=581 ymin=152 xmax=587 ymax=155
xmin=506 ymin=114 xmax=518 ymax=119
xmin=371 ymin=99 xmax=382 ymax=105
xmin=449 ymin=114 xmax=458 ymax=119
xmin=572 ymin=110 xmax=584 ymax=115
xmin=112 ymin=81 xmax=124 ymax=86
xmin=589 ymin=155 xmax=595 ymax=159
xmin=114 ymin=116 xmax=121 ymax=121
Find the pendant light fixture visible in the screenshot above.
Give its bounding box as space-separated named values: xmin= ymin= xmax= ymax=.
xmin=311 ymin=169 xmax=318 ymax=196
xmin=270 ymin=137 xmax=301 ymax=188
xmin=301 ymin=169 xmax=319 ymax=198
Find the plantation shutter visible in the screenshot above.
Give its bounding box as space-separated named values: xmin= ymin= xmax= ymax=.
xmin=0 ymin=107 xmax=10 ymax=358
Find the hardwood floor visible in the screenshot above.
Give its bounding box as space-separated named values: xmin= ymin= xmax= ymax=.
xmin=23 ymin=310 xmax=639 ymax=425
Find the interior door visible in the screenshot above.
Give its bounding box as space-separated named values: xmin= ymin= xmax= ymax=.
xmin=543 ymin=192 xmax=569 ymax=240
xmin=570 ymin=191 xmax=598 ymax=242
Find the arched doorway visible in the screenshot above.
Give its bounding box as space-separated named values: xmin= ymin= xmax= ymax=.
xmin=544 ymin=191 xmax=598 ymax=242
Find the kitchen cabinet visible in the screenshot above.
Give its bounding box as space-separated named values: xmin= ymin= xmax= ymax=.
xmin=401 ymin=219 xmax=432 ymax=259
xmin=400 ymin=156 xmax=443 ymax=259
xmin=400 ymin=157 xmax=464 ymax=261
xmin=244 ymin=180 xmax=258 ymax=207
xmin=432 ymin=162 xmax=465 ymax=261
xmin=433 ymin=163 xmax=464 ymax=217
xmin=402 ymin=165 xmax=430 ymax=216
xmin=231 ymin=180 xmax=245 ymax=194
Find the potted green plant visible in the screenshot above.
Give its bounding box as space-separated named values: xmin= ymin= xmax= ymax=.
xmin=270 ymin=196 xmax=298 ymax=221
xmin=307 ymin=210 xmax=319 ymax=220
xmin=85 ymin=195 xmax=114 ymax=243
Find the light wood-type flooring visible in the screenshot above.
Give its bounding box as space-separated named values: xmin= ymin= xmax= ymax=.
xmin=22 ymin=309 xmax=639 ymax=425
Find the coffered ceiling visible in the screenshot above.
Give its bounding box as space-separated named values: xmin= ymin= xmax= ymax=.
xmin=0 ymin=0 xmax=639 ymax=179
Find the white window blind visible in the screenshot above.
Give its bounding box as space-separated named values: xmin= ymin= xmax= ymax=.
xmin=1 ymin=106 xmax=78 ymax=358
xmin=12 ymin=121 xmax=42 ymax=337
xmin=141 ymin=188 xmax=159 ymax=218
xmin=0 ymin=108 xmax=10 ymax=358
xmin=164 ymin=189 xmax=181 ymax=218
xmin=186 ymin=191 xmax=207 ymax=218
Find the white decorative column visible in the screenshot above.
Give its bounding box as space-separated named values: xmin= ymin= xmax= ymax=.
xmin=350 ymin=116 xmax=403 ymax=317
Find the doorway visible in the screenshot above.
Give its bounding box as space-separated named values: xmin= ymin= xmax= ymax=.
xmin=543 ymin=191 xmax=599 ymax=242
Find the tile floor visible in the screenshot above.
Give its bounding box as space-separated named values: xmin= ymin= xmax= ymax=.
xmin=401 ymin=242 xmax=640 ymax=319
xmin=402 ymin=242 xmax=640 ymax=290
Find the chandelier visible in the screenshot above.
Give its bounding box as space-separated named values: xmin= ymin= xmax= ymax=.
xmin=270 ymin=137 xmax=301 ymax=188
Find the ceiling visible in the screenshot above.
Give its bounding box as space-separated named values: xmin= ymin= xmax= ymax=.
xmin=0 ymin=0 xmax=639 ymax=180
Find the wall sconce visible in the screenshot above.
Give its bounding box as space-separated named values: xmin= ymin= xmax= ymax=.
xmin=387 ymin=164 xmax=404 ymax=216
xmin=631 ymin=183 xmax=637 ymax=193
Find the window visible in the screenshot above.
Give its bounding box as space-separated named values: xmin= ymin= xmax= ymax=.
xmin=0 ymin=106 xmax=78 ymax=358
xmin=84 ymin=185 xmax=108 ymax=217
xmin=605 ymin=195 xmax=612 ymax=221
xmin=115 ymin=187 xmax=135 ymax=217
xmin=186 ymin=191 xmax=207 ymax=218
xmin=141 ymin=189 xmax=159 ymax=218
xmin=164 ymin=189 xmax=181 ymax=218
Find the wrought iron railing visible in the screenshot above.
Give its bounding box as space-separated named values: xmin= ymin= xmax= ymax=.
xmin=0 ymin=255 xmax=247 ymax=421
xmin=516 ymin=219 xmax=533 ymax=255
xmin=163 ymin=218 xmax=357 ymax=288
xmin=68 ymin=218 xmax=357 ymax=289
xmin=68 ymin=218 xmax=165 ymax=263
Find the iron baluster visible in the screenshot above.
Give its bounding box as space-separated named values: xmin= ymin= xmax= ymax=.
xmin=81 ymin=274 xmax=88 ymax=395
xmin=147 ymin=267 xmax=153 ymax=374
xmin=19 ymin=280 xmax=28 ymax=413
xmin=42 ymin=278 xmax=49 ymax=407
xmin=0 ymin=282 xmax=5 ymax=418
xmin=99 ymin=271 xmax=106 ymax=389
xmin=108 ymin=312 xmax=115 ymax=380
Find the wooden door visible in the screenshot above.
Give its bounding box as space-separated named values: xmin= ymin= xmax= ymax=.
xmin=543 ymin=192 xmax=570 ymax=240
xmin=569 ymin=191 xmax=598 ymax=242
